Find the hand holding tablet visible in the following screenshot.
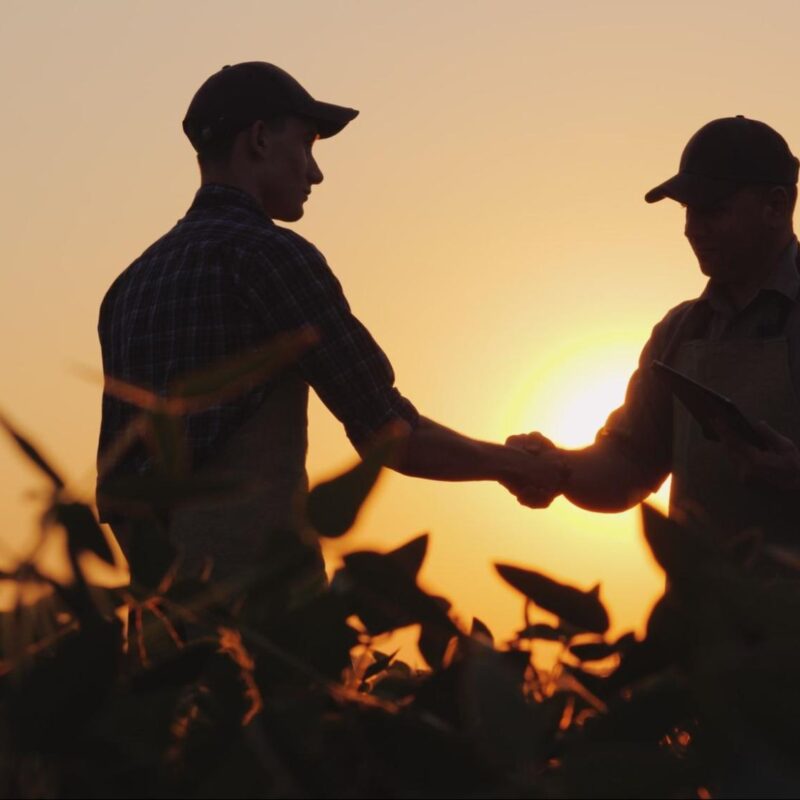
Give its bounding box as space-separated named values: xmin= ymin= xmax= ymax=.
xmin=650 ymin=360 xmax=769 ymax=450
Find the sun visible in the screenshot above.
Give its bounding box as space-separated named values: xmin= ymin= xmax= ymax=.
xmin=503 ymin=333 xmax=639 ymax=446
xmin=540 ymin=363 xmax=633 ymax=448
xmin=500 ymin=330 xmax=672 ymax=512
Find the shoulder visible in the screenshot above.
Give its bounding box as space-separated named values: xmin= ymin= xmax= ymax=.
xmin=233 ymin=225 xmax=341 ymax=299
xmin=643 ymin=298 xmax=703 ymax=355
xmin=255 ymin=225 xmax=329 ymax=271
xmin=652 ymin=298 xmax=698 ymax=333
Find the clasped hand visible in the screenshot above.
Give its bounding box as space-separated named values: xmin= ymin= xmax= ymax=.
xmin=501 ymin=432 xmax=569 ymax=508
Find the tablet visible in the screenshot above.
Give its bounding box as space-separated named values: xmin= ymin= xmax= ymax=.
xmin=651 ymin=360 xmax=768 ymax=450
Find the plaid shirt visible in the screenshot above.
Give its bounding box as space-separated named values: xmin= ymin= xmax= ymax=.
xmin=97 ymin=183 xmax=418 ymax=492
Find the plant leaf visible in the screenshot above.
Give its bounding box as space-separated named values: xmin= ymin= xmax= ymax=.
xmin=307 ymin=430 xmax=403 ymax=538
xmin=54 ymin=502 xmax=115 ymax=565
xmin=516 ymin=622 xmax=570 ymax=642
xmin=470 ymin=616 xmax=494 ymax=645
xmin=496 ymin=563 xmax=609 ymax=634
xmin=0 ymin=413 xmax=64 ymax=489
xmin=640 ymin=503 xmax=712 ymax=582
xmin=461 ymin=644 xmax=541 ymax=769
xmin=569 ymin=641 xmax=618 ymax=662
xmin=386 ymin=533 xmax=429 ymax=578
xmin=363 ymin=649 xmax=399 ymax=681
xmin=169 ymin=327 xmax=319 ymax=409
xmin=144 ymin=412 xmax=188 ymax=477
xmin=343 ymin=548 xmax=457 ymax=637
xmin=124 ymin=518 xmax=177 ymax=591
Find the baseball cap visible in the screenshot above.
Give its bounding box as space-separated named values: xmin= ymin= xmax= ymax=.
xmin=645 ymin=116 xmax=799 ymax=206
xmin=182 ymin=62 xmax=359 ymax=152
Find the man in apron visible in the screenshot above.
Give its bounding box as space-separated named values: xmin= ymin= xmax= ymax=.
xmin=508 ymin=116 xmax=800 ymax=554
xmin=97 ymin=63 xmax=564 ymax=586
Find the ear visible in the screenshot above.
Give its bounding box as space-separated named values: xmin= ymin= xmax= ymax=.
xmin=243 ymin=120 xmax=273 ymax=161
xmin=764 ymin=186 xmax=792 ymax=228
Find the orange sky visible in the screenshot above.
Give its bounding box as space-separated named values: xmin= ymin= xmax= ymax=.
xmin=2 ymin=0 xmax=799 ymax=646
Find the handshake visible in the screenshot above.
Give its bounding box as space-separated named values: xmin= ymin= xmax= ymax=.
xmin=500 ymin=432 xmax=569 ymax=508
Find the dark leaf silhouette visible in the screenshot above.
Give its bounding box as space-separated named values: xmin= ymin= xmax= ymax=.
xmin=470 ymin=616 xmax=494 ymax=644
xmin=343 ymin=546 xmax=457 ymax=637
xmin=7 ymin=386 xmax=800 ymax=798
xmin=419 ymin=618 xmax=458 ymax=671
xmin=145 ymin=411 xmax=188 ymax=476
xmin=256 ymin=592 xmax=360 ymax=683
xmin=124 ymin=518 xmax=177 ymax=591
xmin=614 ymin=631 xmax=638 ymax=653
xmin=3 ymin=618 xmax=122 ymax=748
xmin=98 ymin=328 xmax=319 ymax=417
xmin=516 ymin=622 xmax=570 ymax=641
xmin=307 ymin=431 xmax=403 ymax=538
xmin=570 ymin=641 xmax=619 ymax=662
xmin=370 ymin=661 xmax=418 ymax=701
xmin=169 ymin=327 xmax=318 ymax=409
xmin=0 ymin=413 xmax=64 ymax=489
xmin=363 ymin=649 xmax=399 ymax=681
xmin=640 ymin=502 xmax=712 ymax=582
xmin=461 ymin=643 xmax=542 ymax=769
xmin=496 ymin=563 xmax=609 ymax=634
xmin=386 ymin=533 xmax=429 ymax=578
xmin=54 ymin=502 xmax=115 ymax=565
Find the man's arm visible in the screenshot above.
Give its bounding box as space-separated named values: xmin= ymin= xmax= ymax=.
xmin=248 ymin=236 xmax=565 ymax=500
xmin=385 ymin=417 xmax=566 ymax=500
xmin=503 ymin=306 xmax=691 ymax=512
xmin=506 ymin=434 xmax=653 ymax=512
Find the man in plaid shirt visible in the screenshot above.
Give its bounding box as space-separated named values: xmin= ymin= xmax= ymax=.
xmin=97 ymin=63 xmax=564 ymax=579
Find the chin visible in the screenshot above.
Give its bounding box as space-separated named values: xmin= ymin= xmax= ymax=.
xmin=274 ymin=206 xmax=305 ymax=223
xmin=697 ymin=258 xmax=725 ymax=280
xmin=697 ymin=261 xmax=713 ymax=278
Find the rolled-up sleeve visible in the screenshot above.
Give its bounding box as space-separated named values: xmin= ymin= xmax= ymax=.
xmin=596 ymin=302 xmax=696 ymax=493
xmin=236 ymin=231 xmax=419 ymax=446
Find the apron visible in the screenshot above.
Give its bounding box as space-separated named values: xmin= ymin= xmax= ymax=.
xmin=168 ymin=372 xmax=325 ymax=585
xmin=669 ymin=299 xmax=800 ymax=549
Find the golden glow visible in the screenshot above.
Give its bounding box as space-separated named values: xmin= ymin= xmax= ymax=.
xmin=0 ymin=0 xmax=791 ymax=652
xmin=504 ymin=333 xmax=643 ymax=448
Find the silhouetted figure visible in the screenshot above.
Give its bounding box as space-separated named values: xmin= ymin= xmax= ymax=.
xmin=510 ymin=117 xmax=800 ymax=553
xmin=97 ymin=62 xmax=564 ymax=582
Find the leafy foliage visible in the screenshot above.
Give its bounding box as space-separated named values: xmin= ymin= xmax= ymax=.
xmin=5 ymin=375 xmax=800 ymax=796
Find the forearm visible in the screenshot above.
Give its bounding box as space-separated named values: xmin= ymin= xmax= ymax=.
xmin=560 ymin=443 xmax=653 ymax=512
xmin=393 ymin=416 xmax=530 ymax=483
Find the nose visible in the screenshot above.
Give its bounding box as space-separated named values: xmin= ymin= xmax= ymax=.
xmin=684 ymin=207 xmax=708 ymax=242
xmin=309 ymin=153 xmax=323 ymax=186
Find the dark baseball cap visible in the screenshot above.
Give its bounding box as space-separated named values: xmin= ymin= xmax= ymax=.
xmin=182 ymin=62 xmax=359 ymax=152
xmin=645 ymin=116 xmax=799 ymax=206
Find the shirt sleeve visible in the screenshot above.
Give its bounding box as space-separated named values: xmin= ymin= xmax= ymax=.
xmin=596 ymin=302 xmax=696 ymax=492
xmin=235 ymin=231 xmax=419 ymax=446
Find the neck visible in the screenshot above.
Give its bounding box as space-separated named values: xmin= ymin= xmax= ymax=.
xmin=723 ymin=230 xmax=795 ymax=309
xmin=200 ymin=165 xmax=265 ymax=214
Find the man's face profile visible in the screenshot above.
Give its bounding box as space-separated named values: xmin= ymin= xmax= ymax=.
xmin=683 ymin=187 xmax=774 ymax=283
xmin=255 ymin=116 xmax=324 ymax=222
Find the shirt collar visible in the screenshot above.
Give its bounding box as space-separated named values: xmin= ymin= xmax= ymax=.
xmin=700 ymin=237 xmax=800 ymax=313
xmin=188 ymin=183 xmax=272 ymax=222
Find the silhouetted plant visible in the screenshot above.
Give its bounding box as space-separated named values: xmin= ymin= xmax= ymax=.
xmin=2 ymin=342 xmax=800 ymax=798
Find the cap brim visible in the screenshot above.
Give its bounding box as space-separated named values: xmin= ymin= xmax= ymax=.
xmin=300 ymin=99 xmax=359 ymax=138
xmin=644 ymin=172 xmax=739 ymax=206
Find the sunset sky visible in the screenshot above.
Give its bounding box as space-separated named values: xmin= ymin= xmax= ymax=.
xmin=2 ymin=0 xmax=799 ymax=645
